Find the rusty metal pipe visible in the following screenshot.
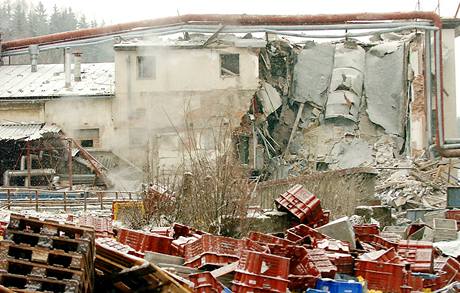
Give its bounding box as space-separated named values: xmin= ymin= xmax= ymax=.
xmin=1 ymin=12 xmax=442 ymax=51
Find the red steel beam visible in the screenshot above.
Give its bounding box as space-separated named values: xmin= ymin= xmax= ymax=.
xmin=1 ymin=12 xmax=442 ymax=51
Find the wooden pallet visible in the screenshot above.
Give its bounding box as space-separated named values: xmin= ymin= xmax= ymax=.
xmin=0 ymin=241 xmax=87 ymax=271
xmin=0 ymin=272 xmax=80 ymax=293
xmin=8 ymin=214 xmax=95 ymax=241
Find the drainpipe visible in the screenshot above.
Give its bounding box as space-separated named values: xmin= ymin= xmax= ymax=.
xmin=64 ymin=47 xmax=71 ymax=88
xmin=73 ymin=51 xmax=82 ymax=82
xmin=28 ymin=45 xmax=39 ymax=72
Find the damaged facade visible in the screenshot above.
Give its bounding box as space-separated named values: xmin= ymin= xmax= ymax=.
xmin=0 ymin=15 xmax=458 ymax=187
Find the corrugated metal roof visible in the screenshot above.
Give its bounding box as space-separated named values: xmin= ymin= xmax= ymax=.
xmin=0 ymin=63 xmax=114 ymax=99
xmin=0 ymin=122 xmax=61 ymax=141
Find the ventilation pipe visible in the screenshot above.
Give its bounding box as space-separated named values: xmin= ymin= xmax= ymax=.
xmin=64 ymin=47 xmax=71 ymax=88
xmin=3 ymin=169 xmax=56 ymax=187
xmin=73 ymin=51 xmax=82 ymax=82
xmin=28 ymin=45 xmax=39 ymax=72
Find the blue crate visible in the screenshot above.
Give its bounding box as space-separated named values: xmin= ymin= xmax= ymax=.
xmin=315 ymin=278 xmax=362 ymax=293
xmin=447 ymin=187 xmax=460 ymax=208
xmin=306 ymin=289 xmax=327 ymax=293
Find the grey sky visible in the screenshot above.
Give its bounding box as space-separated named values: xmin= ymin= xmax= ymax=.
xmin=28 ymin=0 xmax=458 ymax=23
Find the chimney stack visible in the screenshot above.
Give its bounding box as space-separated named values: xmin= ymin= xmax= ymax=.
xmin=64 ymin=47 xmax=71 ymax=88
xmin=73 ymin=51 xmax=82 ymax=82
xmin=29 ymin=45 xmax=39 ymax=72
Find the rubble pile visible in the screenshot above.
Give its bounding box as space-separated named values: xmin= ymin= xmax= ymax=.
xmin=0 ymin=182 xmax=458 ymax=292
xmin=376 ymin=158 xmax=458 ymax=217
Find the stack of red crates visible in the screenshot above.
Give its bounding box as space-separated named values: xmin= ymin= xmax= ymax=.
xmin=275 ymin=184 xmax=325 ymax=226
xmin=233 ymin=250 xmax=290 ymax=292
xmin=397 ymin=240 xmax=434 ymax=273
xmin=78 ymin=215 xmax=113 ymax=238
xmin=306 ymin=248 xmax=337 ymax=278
xmin=353 ymin=224 xmax=379 ymax=243
xmin=118 ymin=228 xmax=173 ymax=254
xmin=355 ymin=259 xmax=423 ymax=292
xmin=426 ymin=256 xmax=460 ymax=290
xmin=183 ymin=234 xmax=242 ymax=268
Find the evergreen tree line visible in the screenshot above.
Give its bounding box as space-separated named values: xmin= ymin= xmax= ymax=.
xmin=1 ymin=0 xmax=114 ymax=64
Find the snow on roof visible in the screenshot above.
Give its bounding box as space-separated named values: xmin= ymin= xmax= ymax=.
xmin=0 ymin=63 xmax=114 ymax=99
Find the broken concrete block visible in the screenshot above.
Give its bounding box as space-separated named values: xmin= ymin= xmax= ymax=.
xmin=256 ymin=81 xmax=282 ymax=115
xmin=433 ymin=218 xmax=458 ymax=242
xmin=382 ymin=226 xmax=408 ymax=239
xmin=144 ymin=251 xmax=185 ymax=266
xmin=317 ymin=216 xmax=356 ymax=249
xmin=355 ymin=205 xmax=394 ymax=227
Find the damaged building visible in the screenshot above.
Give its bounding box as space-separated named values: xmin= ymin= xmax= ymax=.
xmin=0 ymin=13 xmax=458 ymax=186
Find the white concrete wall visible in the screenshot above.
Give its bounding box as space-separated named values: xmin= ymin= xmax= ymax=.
xmin=44 ymin=97 xmax=113 ymax=149
xmin=113 ymin=46 xmax=260 ymax=171
xmin=442 ymin=29 xmax=458 ymax=139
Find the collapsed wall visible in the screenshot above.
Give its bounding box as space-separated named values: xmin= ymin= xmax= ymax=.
xmin=246 ymin=32 xmax=422 ymax=180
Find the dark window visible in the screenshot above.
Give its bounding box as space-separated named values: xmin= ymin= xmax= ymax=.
xmin=137 ymin=56 xmax=156 ymax=79
xmin=80 ymin=140 xmax=94 ymax=148
xmin=220 ymin=54 xmax=239 ymax=76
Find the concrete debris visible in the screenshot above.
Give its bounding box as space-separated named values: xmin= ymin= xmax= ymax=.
xmin=316 ymin=216 xmax=356 ymax=249
xmin=328 ymin=138 xmax=373 ymax=169
xmin=256 ymin=81 xmax=282 ymax=115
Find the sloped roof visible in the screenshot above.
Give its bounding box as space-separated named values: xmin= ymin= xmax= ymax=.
xmin=0 ymin=122 xmax=61 ymax=141
xmin=0 ymin=63 xmax=114 ymax=99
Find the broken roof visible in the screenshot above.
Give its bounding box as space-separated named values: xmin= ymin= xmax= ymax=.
xmin=0 ymin=122 xmax=61 ymax=141
xmin=114 ymin=34 xmax=266 ymax=50
xmin=0 ymin=63 xmax=114 ymax=99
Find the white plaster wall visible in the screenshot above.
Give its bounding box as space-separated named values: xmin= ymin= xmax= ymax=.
xmin=442 ymin=29 xmax=458 ymax=139
xmin=0 ymin=102 xmax=44 ymax=123
xmin=44 ymin=97 xmax=113 ymax=149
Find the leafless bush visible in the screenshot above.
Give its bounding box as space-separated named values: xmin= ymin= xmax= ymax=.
xmin=145 ymin=118 xmax=253 ymax=237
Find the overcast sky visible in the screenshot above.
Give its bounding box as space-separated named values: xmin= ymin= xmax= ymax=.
xmin=27 ymin=0 xmax=459 ymax=23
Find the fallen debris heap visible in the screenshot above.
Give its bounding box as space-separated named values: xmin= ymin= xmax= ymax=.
xmin=0 ymin=181 xmax=458 ymax=292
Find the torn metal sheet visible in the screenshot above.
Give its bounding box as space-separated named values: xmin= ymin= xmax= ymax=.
xmin=325 ymin=43 xmax=364 ymax=122
xmin=365 ymin=41 xmax=406 ymax=136
xmin=329 ymin=68 xmax=364 ymax=96
xmin=325 ymin=91 xmax=361 ymax=122
xmin=333 ymin=43 xmax=365 ymax=72
xmin=256 ymin=82 xmax=282 ymax=115
xmin=291 ymin=42 xmax=335 ymax=106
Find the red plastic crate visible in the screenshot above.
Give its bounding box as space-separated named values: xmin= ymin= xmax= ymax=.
xmin=233 ymin=270 xmax=289 ymax=293
xmin=172 ymin=223 xmax=208 ymax=239
xmin=306 ymin=248 xmax=337 ymax=278
xmin=141 ymin=233 xmax=173 ymax=255
xmin=238 ymin=250 xmax=290 ymax=279
xmin=242 ymin=238 xmax=269 ymax=253
xmin=285 ymin=224 xmax=327 ymax=244
xmin=275 ymin=184 xmax=324 ymax=224
xmin=397 ymin=240 xmax=434 ymax=273
xmin=232 ymin=283 xmax=283 ymax=293
xmin=189 ymin=272 xmax=224 ymax=293
xmin=355 ymin=259 xmax=420 ymax=292
xmin=249 ymin=231 xmax=295 ymax=246
xmin=433 ymin=256 xmax=460 ymax=289
xmin=327 ymin=252 xmax=354 ymax=275
xmin=353 ymin=224 xmax=379 ymax=243
xmin=446 ymin=210 xmax=460 ymax=230
xmin=368 ymin=234 xmax=399 ymax=250
xmin=184 ymin=234 xmax=243 ymax=268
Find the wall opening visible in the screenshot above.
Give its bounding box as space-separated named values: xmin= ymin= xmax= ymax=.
xmin=220 ymin=53 xmax=240 ymax=76
xmin=137 ymin=56 xmax=156 ymax=79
